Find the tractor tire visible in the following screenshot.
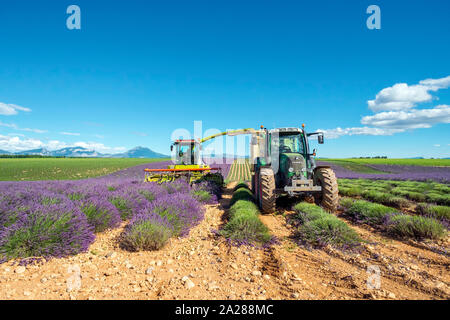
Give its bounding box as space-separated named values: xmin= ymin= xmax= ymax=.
xmin=258 ymin=167 xmax=276 ymax=214
xmin=313 ymin=167 xmax=339 ymax=212
xmin=251 ymin=172 xmax=260 ymax=194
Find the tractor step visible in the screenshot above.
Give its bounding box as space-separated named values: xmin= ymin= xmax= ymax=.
xmin=283 ymin=179 xmax=322 ymax=193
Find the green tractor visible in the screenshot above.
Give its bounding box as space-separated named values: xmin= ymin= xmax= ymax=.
xmin=251 ymin=126 xmax=339 ymax=212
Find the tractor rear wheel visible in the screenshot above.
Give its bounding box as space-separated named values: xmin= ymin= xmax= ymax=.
xmin=258 ymin=167 xmax=276 ymax=214
xmin=313 ymin=167 xmax=339 ymax=212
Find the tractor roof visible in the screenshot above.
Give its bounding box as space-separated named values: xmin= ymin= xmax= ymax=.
xmin=269 ymin=127 xmax=303 ymax=134
xmin=174 ymin=139 xmax=198 ymax=144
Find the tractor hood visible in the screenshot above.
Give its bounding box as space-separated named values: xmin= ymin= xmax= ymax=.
xmin=279 ymin=153 xmax=307 ymax=184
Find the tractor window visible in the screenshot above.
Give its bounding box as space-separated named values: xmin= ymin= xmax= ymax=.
xmin=179 ymin=145 xmax=189 ymax=154
xmin=177 ymin=144 xmax=193 ymax=164
xmin=278 ymin=133 xmax=305 ymax=154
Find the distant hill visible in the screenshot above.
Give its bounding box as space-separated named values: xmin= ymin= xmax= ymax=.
xmin=111 ymin=146 xmax=168 ymax=158
xmin=52 ymin=147 xmax=102 ymax=158
xmin=0 ymin=146 xmax=168 ymax=158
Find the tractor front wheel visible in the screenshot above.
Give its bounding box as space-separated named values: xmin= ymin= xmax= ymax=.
xmin=313 ymin=167 xmax=339 ymax=212
xmin=258 ymin=167 xmax=276 ymax=214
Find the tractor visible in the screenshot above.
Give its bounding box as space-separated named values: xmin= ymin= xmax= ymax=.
xmin=251 ymin=125 xmax=339 ymax=212
xmin=144 ymin=139 xmax=222 ymax=184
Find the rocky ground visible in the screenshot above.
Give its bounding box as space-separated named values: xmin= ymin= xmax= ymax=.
xmin=0 ymin=183 xmax=448 ymax=300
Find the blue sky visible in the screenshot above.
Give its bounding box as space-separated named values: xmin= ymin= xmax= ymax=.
xmin=0 ymin=0 xmax=449 ymax=157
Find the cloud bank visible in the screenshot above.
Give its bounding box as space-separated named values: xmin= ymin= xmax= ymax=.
xmin=0 ymin=134 xmax=126 ymax=154
xmin=0 ymin=102 xmax=31 ymax=116
xmin=319 ymin=76 xmax=450 ymax=139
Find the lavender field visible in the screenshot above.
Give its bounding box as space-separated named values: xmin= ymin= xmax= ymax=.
xmin=1 ymin=157 xmax=448 ymax=266
xmin=317 ymin=161 xmax=450 ymax=183
xmin=0 ymin=160 xmax=224 ymax=265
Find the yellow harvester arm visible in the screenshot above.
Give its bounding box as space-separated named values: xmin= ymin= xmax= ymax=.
xmin=199 ymin=128 xmax=260 ymax=144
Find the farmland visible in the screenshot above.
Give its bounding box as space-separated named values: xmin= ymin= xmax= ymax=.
xmin=0 ymin=158 xmax=449 ymax=300
xmin=321 ymin=158 xmax=450 ymax=167
xmin=0 ymin=158 xmax=170 ymax=181
xmin=225 ymin=159 xmax=252 ymax=182
xmin=317 ymin=160 xmax=450 ymax=183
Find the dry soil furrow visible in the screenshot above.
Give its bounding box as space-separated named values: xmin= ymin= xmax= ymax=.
xmin=260 ymin=210 xmax=448 ymax=300
xmin=330 ymin=214 xmax=450 ymax=298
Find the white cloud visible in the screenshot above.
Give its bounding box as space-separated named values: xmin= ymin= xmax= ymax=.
xmin=368 ymin=83 xmax=433 ymax=112
xmin=318 ymin=127 xmax=404 ymax=139
xmin=73 ymin=141 xmax=126 ymax=154
xmin=0 ymin=102 xmax=31 ymax=115
xmin=0 ymin=121 xmax=47 ymax=133
xmin=0 ymin=135 xmax=126 ymax=154
xmin=46 ymin=140 xmax=69 ymax=150
xmin=367 ymin=76 xmax=450 ymax=112
xmin=433 ymin=144 xmax=441 ymax=147
xmin=361 ymin=105 xmax=450 ymax=129
xmin=0 ymin=135 xmax=43 ymax=151
xmin=320 ymin=76 xmax=450 ymax=139
xmin=60 ymin=132 xmax=80 ymax=136
xmin=419 ymin=76 xmax=450 ymax=90
xmin=21 ymin=127 xmax=47 ymax=134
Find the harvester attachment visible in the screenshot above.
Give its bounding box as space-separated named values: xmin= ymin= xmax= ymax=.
xmin=144 ymin=166 xmax=222 ymax=185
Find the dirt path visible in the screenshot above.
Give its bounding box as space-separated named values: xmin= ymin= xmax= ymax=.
xmin=0 ymin=184 xmax=448 ymax=300
xmin=258 ymin=208 xmax=449 ymax=300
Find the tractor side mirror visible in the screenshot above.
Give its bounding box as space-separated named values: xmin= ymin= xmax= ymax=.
xmin=318 ymin=134 xmax=324 ymax=144
xmin=170 ymin=145 xmax=173 ymax=151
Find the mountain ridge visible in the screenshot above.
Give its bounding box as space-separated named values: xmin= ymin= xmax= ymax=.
xmin=0 ymin=146 xmax=169 ymax=158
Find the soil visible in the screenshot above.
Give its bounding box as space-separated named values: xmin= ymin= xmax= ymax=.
xmin=0 ymin=183 xmax=448 ymax=300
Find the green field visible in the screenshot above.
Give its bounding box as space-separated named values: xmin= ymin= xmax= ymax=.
xmin=0 ymin=158 xmax=169 ymax=181
xmin=320 ymin=158 xmax=450 ymax=167
xmin=226 ymin=160 xmax=251 ymax=182
xmin=317 ymin=159 xmax=388 ymax=173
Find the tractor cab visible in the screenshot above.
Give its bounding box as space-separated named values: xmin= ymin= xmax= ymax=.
xmin=269 ymin=128 xmax=310 ymax=188
xmin=171 ymin=139 xmax=200 ymax=165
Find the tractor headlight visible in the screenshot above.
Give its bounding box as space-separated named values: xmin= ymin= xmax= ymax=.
xmin=289 ymin=167 xmax=294 ymax=173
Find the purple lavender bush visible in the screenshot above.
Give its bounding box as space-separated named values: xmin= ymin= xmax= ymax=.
xmin=191 ymin=181 xmax=220 ymax=204
xmin=0 ymin=203 xmax=95 ymax=264
xmin=149 ymin=193 xmax=204 ymax=237
xmin=78 ymin=196 xmax=122 ymax=233
xmin=385 ymin=214 xmax=446 ymax=240
xmin=120 ymin=212 xmax=174 ymax=251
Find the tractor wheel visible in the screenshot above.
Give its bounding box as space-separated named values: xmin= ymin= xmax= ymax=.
xmin=313 ymin=167 xmax=339 ymax=212
xmin=258 ymin=167 xmax=276 ymax=214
